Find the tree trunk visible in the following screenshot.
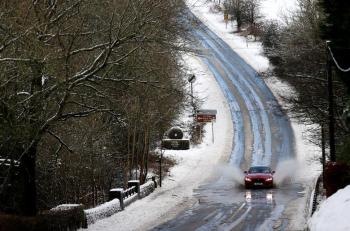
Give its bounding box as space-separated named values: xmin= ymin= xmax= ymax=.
xmin=19 ymin=143 xmax=38 ymax=216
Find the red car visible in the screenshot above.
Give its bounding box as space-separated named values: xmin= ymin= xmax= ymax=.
xmin=244 ymin=166 xmax=275 ymax=189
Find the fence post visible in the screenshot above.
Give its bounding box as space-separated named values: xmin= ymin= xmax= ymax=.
xmin=109 ymin=188 xmax=124 ymax=210
xmin=128 ymin=180 xmax=140 ymax=198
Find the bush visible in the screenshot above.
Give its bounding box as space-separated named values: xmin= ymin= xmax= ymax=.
xmin=0 ymin=205 xmax=87 ymax=231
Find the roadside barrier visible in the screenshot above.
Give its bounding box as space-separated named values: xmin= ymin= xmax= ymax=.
xmin=0 ymin=179 xmax=159 ymax=230
xmin=311 ymin=175 xmax=322 ymax=215
xmin=84 ymin=178 xmax=158 ymax=227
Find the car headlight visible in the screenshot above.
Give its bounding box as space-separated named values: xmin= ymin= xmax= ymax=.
xmin=245 ymin=177 xmax=252 ymax=182
xmin=265 ymin=177 xmax=273 ymax=181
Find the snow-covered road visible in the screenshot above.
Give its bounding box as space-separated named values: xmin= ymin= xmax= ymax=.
xmin=84 ymin=1 xmax=321 ymax=230
xmin=151 ymin=12 xmax=301 ymax=231
xmin=192 ymin=13 xmax=295 ymax=168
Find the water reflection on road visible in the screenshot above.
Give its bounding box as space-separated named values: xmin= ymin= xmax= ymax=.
xmin=245 ymin=190 xmax=274 ymax=205
xmin=152 ymin=176 xmax=303 ymax=231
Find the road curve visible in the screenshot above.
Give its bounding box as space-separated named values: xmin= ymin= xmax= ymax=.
xmin=195 ymin=20 xmax=295 ymax=168
xmin=151 ymin=13 xmax=301 ymax=231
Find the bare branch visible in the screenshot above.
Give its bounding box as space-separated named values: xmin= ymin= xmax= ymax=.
xmin=47 ymin=130 xmax=73 ymax=153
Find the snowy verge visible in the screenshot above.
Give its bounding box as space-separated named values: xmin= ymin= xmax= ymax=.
xmin=308 ymin=185 xmax=350 ymax=231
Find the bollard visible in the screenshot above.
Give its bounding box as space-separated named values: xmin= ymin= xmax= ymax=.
xmin=109 ymin=188 xmax=124 ymax=210
xmin=128 ymin=180 xmax=140 ymax=198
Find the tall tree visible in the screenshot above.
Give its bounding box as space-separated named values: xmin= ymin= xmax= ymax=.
xmin=319 ymin=0 xmax=350 ymax=163
xmin=319 ymin=0 xmax=350 ymax=87
xmin=0 ymin=0 xmax=187 ymax=215
xmin=261 ymin=0 xmax=348 ymax=150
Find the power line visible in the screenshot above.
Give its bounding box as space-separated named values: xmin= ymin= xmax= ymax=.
xmin=327 ymin=46 xmax=350 ymax=72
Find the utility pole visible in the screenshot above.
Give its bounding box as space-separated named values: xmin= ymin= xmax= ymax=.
xmin=188 ymin=74 xmax=196 ymax=114
xmin=321 ymin=124 xmax=326 ymax=183
xmin=326 ymin=41 xmax=336 ymax=162
xmin=212 ymin=121 xmax=214 ymax=143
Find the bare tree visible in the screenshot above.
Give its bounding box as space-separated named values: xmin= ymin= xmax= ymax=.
xmin=245 ymin=0 xmax=262 ymax=38
xmin=0 ymin=0 xmax=188 ymax=215
xmin=228 ymin=0 xmax=245 ymax=31
xmin=224 ymin=0 xmax=261 ymax=33
xmin=261 ymin=0 xmax=348 ymax=148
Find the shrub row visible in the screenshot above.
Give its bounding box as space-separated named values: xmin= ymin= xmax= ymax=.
xmin=0 ymin=205 xmax=86 ymax=231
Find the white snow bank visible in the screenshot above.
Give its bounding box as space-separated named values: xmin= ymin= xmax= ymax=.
xmin=50 ymin=204 xmax=82 ymax=211
xmin=84 ymin=199 xmax=121 ymax=225
xmin=308 ymin=185 xmax=350 ymax=231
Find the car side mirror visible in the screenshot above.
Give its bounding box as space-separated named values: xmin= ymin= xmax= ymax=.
xmin=272 ymin=171 xmax=275 ymax=174
xmin=244 ymin=171 xmax=247 ymax=174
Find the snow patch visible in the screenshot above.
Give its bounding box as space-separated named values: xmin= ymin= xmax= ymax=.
xmin=51 ymin=204 xmax=82 ymax=211
xmin=308 ymin=185 xmax=350 ymax=231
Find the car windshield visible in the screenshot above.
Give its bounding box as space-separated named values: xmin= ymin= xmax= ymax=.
xmin=248 ymin=166 xmax=271 ymax=174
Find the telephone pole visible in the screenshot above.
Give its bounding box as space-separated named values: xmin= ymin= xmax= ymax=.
xmin=326 ymin=41 xmax=336 ymax=162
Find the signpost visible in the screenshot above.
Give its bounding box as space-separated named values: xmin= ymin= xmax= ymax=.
xmin=196 ymin=109 xmax=217 ymax=143
xmin=188 ymin=74 xmax=196 ymax=111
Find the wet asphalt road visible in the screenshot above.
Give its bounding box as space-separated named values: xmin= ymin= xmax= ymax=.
xmin=151 ymin=13 xmax=304 ymax=231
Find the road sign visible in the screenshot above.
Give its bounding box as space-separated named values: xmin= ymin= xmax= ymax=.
xmin=196 ymin=114 xmax=215 ymax=123
xmin=196 ymin=109 xmax=217 ymax=123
